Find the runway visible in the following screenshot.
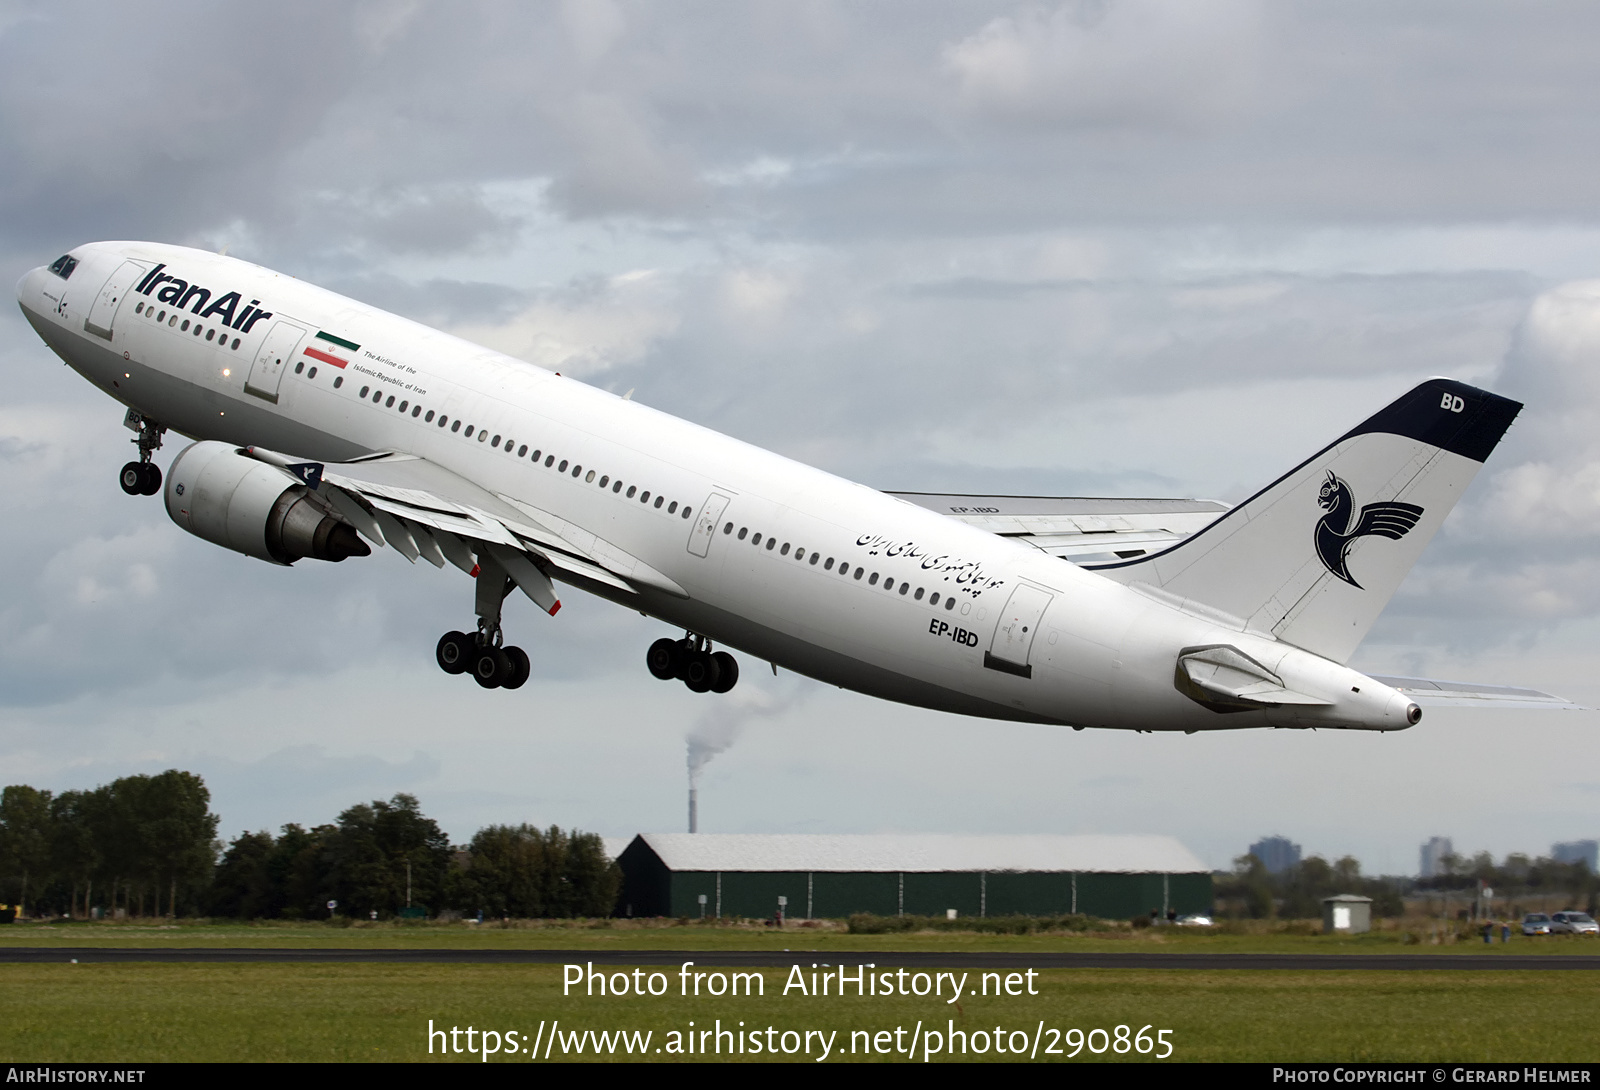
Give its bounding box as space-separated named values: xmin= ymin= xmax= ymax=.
xmin=1 ymin=948 xmax=1596 ymax=970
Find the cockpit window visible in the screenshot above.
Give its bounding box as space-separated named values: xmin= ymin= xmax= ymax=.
xmin=47 ymin=254 xmax=78 ymax=280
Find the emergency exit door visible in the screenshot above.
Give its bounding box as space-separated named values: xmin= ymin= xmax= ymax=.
xmin=83 ymin=260 xmax=148 ymax=340
xmin=984 ymin=582 xmax=1054 ymax=679
xmin=244 ymin=320 xmax=308 ymax=403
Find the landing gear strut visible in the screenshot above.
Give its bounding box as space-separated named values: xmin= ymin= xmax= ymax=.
xmin=648 ymin=633 xmax=738 ymax=694
xmin=436 ymin=551 xmax=531 ymax=690
xmin=119 ymin=410 xmax=165 ymax=496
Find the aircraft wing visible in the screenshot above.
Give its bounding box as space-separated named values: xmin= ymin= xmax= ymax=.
xmin=246 ymin=447 xmax=687 ymax=610
xmin=888 ymin=492 xmax=1230 ymax=564
xmin=1367 ymin=676 xmax=1587 ymax=711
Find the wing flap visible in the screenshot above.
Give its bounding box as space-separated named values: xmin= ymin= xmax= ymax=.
xmin=247 ymin=447 xmax=680 ymax=598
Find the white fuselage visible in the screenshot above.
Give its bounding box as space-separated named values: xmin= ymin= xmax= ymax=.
xmin=16 ymin=242 xmax=1416 ymax=732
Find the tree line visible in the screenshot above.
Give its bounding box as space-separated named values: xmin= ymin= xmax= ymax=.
xmin=0 ymin=773 xmax=619 ymax=920
xmin=1215 ymin=850 xmax=1598 ymax=919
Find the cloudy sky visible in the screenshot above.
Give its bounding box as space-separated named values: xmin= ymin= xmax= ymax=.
xmin=3 ymin=0 xmax=1599 ymax=876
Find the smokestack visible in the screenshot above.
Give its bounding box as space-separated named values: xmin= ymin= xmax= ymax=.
xmin=688 ymin=783 xmax=698 ymax=833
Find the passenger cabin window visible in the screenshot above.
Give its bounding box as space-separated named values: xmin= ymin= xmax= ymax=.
xmin=333 ymin=377 xmax=343 ymax=389
xmin=48 ymin=255 xmax=78 ymax=279
xmin=360 ymin=386 xmax=370 ymax=398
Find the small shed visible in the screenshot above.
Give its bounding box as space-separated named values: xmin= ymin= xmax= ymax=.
xmin=616 ymin=833 xmax=1212 ymax=920
xmin=1322 ymin=894 xmax=1372 ymax=934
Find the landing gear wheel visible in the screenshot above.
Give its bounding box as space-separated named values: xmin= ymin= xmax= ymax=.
xmin=138 ymin=462 xmax=162 ymax=495
xmin=647 ymin=637 xmax=682 ymax=680
xmin=683 ymin=651 xmax=721 ymax=694
xmin=119 ymin=462 xmax=145 ymax=496
xmin=503 ymin=646 xmax=531 ymax=690
xmin=436 ymin=631 xmax=472 ymax=675
xmin=473 ymin=646 xmax=512 ymax=689
xmin=709 ymin=651 xmax=739 ymax=693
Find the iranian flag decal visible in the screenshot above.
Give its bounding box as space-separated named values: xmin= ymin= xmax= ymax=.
xmin=304 ymin=330 xmax=359 ymax=368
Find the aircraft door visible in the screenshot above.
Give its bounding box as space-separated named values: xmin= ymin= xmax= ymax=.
xmin=83 ymin=260 xmax=149 ymax=340
xmin=688 ymin=492 xmax=732 ymax=557
xmin=984 ymin=582 xmax=1054 ymax=679
xmin=244 ymin=320 xmax=308 ymax=403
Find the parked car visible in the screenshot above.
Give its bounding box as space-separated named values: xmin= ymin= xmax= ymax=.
xmin=1522 ymin=913 xmax=1552 ymax=936
xmin=1175 ymin=914 xmax=1214 ymax=926
xmin=1550 ymin=911 xmax=1599 ymax=935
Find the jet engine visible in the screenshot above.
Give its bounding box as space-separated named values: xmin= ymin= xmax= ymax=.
xmin=163 ymin=441 xmax=370 ymax=565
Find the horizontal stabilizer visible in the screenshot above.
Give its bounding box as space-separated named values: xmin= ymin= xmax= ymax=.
xmin=890 ymin=492 xmax=1227 ymax=564
xmin=1369 ymin=676 xmax=1587 ymax=711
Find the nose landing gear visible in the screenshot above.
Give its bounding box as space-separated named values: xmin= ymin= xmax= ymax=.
xmin=118 ymin=411 xmax=165 ymax=496
xmin=648 ymin=634 xmax=739 ymax=694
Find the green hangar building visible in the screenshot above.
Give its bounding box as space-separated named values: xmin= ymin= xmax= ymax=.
xmin=615 ymin=833 xmax=1211 ymax=920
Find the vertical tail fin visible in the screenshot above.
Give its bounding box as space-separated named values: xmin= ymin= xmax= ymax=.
xmin=1089 ymin=379 xmax=1521 ymax=662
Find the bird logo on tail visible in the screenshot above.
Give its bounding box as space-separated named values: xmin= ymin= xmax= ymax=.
xmin=1314 ymin=472 xmax=1425 ymax=589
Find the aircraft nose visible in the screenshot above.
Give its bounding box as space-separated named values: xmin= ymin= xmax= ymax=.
xmin=15 ymin=266 xmax=43 ymax=316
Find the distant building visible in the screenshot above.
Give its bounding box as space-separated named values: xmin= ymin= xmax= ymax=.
xmin=1249 ymin=836 xmax=1302 ymax=875
xmin=1420 ymin=836 xmax=1453 ymax=878
xmin=1552 ymin=840 xmax=1599 ymax=871
xmin=616 ymin=833 xmax=1213 ymax=920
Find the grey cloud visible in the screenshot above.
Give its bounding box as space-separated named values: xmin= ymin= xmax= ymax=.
xmin=944 ymin=0 xmax=1264 ymax=129
xmin=319 ymin=273 xmax=529 ymax=328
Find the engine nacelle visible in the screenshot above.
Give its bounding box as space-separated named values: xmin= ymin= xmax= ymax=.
xmin=164 ymin=441 xmax=371 ymax=565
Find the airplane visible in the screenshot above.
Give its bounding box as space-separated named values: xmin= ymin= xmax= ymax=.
xmin=13 ymin=242 xmax=1578 ymax=733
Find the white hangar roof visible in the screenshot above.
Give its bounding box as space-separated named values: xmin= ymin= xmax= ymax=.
xmin=626 ymin=833 xmax=1208 ymax=875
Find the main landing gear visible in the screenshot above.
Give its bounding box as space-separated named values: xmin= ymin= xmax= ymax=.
xmin=648 ymin=633 xmax=739 ymax=694
xmin=437 ymin=629 xmax=530 ymax=690
xmin=435 ymin=549 xmax=531 ymax=690
xmin=119 ymin=411 xmax=165 ymax=496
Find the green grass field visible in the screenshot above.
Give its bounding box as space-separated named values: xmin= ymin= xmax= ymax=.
xmin=0 ymin=961 xmax=1593 ymax=1062
xmin=3 ymin=920 xmax=1594 ymax=1062
xmin=0 ymin=916 xmax=1593 ymax=954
